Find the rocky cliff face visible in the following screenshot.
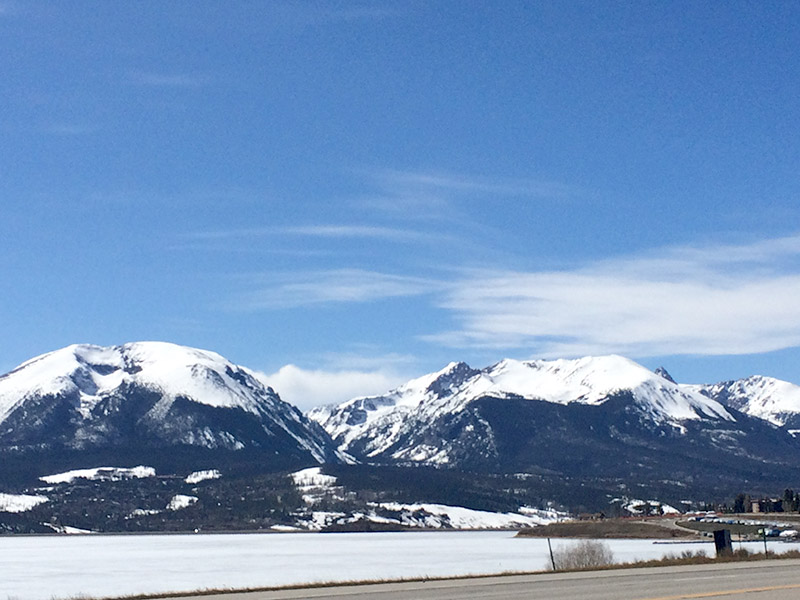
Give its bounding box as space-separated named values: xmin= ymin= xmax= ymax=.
xmin=687 ymin=375 xmax=800 ymax=430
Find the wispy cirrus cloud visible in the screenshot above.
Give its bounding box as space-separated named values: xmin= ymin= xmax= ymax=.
xmin=223 ymin=232 xmax=800 ymax=359
xmin=283 ymin=224 xmax=432 ymax=240
xmin=232 ymin=269 xmax=439 ymax=310
xmin=355 ymin=167 xmax=580 ymax=219
xmin=427 ymin=233 xmax=800 ymax=358
xmin=127 ymin=71 xmax=210 ymax=88
xmin=288 ymin=4 xmax=402 ymax=24
xmin=372 ymin=168 xmax=578 ymax=198
xmin=354 ymin=169 xmax=584 ymax=229
xmin=185 ymin=224 xmax=439 ymax=243
xmin=662 ymin=235 xmax=800 ymax=271
xmin=316 ymin=349 xmax=419 ymax=372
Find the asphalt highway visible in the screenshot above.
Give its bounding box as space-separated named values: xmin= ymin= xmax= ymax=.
xmin=192 ymin=559 xmax=800 ymax=600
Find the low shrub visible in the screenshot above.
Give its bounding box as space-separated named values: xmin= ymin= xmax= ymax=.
xmin=549 ymin=540 xmax=615 ymax=570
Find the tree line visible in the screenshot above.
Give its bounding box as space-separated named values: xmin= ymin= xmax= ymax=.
xmin=724 ymin=489 xmax=800 ymax=513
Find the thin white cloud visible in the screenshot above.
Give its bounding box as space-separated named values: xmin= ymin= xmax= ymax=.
xmin=222 ymin=232 xmax=800 ymax=358
xmin=259 ymin=364 xmax=406 ymax=411
xmin=302 ymin=5 xmax=402 ymax=23
xmin=373 ymin=168 xmax=578 ymax=198
xmin=316 ymin=350 xmax=419 ymax=372
xmin=185 ymin=224 xmax=435 ymax=243
xmin=427 ymin=234 xmax=800 ymax=358
xmin=266 ymin=3 xmax=402 ymax=27
xmin=234 ymin=269 xmax=438 ymax=310
xmin=282 ymin=225 xmax=428 ymax=240
xmin=168 ymin=243 xmax=333 ymax=257
xmin=667 ymin=234 xmax=800 ymax=269
xmin=128 ymin=71 xmax=210 ymax=88
xmin=354 ymin=167 xmax=579 ymax=222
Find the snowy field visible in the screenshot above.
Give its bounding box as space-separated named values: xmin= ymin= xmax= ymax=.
xmin=1 ymin=531 xmax=794 ymax=600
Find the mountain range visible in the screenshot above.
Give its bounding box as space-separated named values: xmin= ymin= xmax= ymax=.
xmin=309 ymin=356 xmax=800 ymax=500
xmin=689 ymin=376 xmax=800 ymax=431
xmin=308 ymin=355 xmax=736 ymax=464
xmin=2 ymin=342 xmax=800 ymax=526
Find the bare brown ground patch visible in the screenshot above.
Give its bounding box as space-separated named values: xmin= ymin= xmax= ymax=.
xmin=517 ymin=518 xmax=699 ymax=539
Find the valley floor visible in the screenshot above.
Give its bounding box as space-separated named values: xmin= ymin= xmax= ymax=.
xmin=4 ymin=530 xmax=797 ymax=600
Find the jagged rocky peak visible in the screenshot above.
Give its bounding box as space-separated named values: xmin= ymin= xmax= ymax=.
xmin=310 ymin=354 xmax=738 ymax=469
xmin=424 ymin=361 xmax=479 ymax=397
xmin=306 ymin=361 xmax=480 ymax=446
xmin=315 ymin=354 xmax=735 ymax=433
xmin=687 ymin=374 xmax=800 ymax=429
xmin=654 ymin=366 xmax=676 ymax=384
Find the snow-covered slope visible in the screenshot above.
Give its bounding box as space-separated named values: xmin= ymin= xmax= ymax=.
xmin=308 ymin=361 xmax=480 ymax=455
xmin=1 ymin=342 xmax=278 ymax=420
xmin=688 ymin=375 xmax=800 ymax=429
xmin=309 ymin=355 xmax=734 ymax=462
xmin=0 ymin=492 xmax=48 ymax=513
xmin=469 ymin=356 xmax=731 ymax=420
xmin=0 ymin=342 xmax=336 ymax=462
xmin=40 ymin=466 xmax=156 ymax=484
xmin=286 ymin=466 xmax=567 ymax=531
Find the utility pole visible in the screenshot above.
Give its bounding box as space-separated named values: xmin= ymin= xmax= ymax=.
xmin=547 ymin=538 xmax=557 ymax=571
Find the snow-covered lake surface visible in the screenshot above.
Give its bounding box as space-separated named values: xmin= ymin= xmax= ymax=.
xmin=1 ymin=531 xmax=794 ymax=600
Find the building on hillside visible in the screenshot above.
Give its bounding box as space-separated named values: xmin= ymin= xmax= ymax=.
xmin=751 ymin=498 xmax=783 ymax=513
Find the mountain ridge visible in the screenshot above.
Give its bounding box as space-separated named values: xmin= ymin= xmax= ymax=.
xmin=684 ymin=376 xmax=800 ymax=430
xmin=3 ymin=342 xmax=800 ymax=530
xmin=308 ymin=354 xmax=738 ymax=464
xmin=0 ymin=342 xmax=338 ymax=468
xmin=308 ymin=355 xmax=800 ymax=501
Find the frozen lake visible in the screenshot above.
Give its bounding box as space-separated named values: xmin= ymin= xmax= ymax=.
xmin=0 ymin=531 xmax=791 ymax=600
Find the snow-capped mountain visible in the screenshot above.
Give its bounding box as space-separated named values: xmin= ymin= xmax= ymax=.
xmin=688 ymin=375 xmax=800 ymax=430
xmin=309 ymin=355 xmax=800 ymax=494
xmin=4 ymin=344 xmax=800 ymax=531
xmin=0 ymin=342 xmax=337 ymax=465
xmin=309 ymin=355 xmax=734 ymax=463
xmin=308 ymin=361 xmax=480 ymax=459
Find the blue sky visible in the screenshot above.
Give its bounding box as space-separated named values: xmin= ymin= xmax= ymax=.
xmin=2 ymin=1 xmax=800 ymax=409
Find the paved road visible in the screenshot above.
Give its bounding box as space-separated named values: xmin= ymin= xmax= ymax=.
xmin=193 ymin=559 xmax=800 ymax=600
